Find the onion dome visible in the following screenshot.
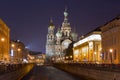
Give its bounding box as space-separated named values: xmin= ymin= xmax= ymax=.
xmin=56 ymin=30 xmax=62 ymax=38
xmin=63 ymin=8 xmax=68 ymax=22
xmin=49 ymin=18 xmax=55 ymax=29
xmin=64 ymin=10 xmax=68 ymax=17
xmin=71 ymin=32 xmax=78 ymax=41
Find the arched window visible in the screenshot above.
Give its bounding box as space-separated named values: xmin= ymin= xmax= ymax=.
xmin=66 ymin=32 xmax=67 ymax=36
xmin=51 ymin=36 xmax=52 ymax=40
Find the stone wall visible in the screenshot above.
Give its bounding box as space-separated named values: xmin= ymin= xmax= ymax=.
xmin=54 ymin=63 xmax=120 ymax=80
xmin=0 ymin=64 xmax=34 ymax=80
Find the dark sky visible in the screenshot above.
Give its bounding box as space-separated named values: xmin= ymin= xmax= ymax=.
xmin=0 ymin=0 xmax=120 ymax=53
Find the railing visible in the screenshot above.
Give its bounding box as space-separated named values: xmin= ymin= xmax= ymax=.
xmin=54 ymin=62 xmax=120 ymax=72
xmin=0 ymin=63 xmax=33 ymax=74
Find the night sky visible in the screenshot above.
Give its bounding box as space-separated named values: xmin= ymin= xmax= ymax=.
xmin=0 ymin=0 xmax=120 ymax=53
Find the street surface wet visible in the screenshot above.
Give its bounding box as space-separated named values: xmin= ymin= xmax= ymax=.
xmin=21 ymin=65 xmax=86 ymax=80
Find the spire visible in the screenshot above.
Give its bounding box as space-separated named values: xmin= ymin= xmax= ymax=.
xmin=64 ymin=7 xmax=68 ymax=22
xmin=71 ymin=26 xmax=78 ymax=41
xmin=50 ymin=17 xmax=53 ymax=23
xmin=73 ymin=26 xmax=76 ymax=33
xmin=49 ymin=17 xmax=54 ymax=27
xmin=65 ymin=6 xmax=67 ymax=13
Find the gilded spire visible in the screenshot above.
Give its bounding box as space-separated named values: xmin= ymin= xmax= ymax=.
xmin=49 ymin=17 xmax=54 ymax=27
xmin=50 ymin=17 xmax=53 ymax=23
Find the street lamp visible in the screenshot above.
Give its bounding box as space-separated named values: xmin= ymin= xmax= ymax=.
xmin=17 ymin=48 xmax=21 ymax=52
xmin=70 ymin=55 xmax=72 ymax=58
xmin=17 ymin=48 xmax=21 ymax=63
xmin=66 ymin=56 xmax=68 ymax=59
xmin=11 ymin=44 xmax=15 ymax=48
xmin=11 ymin=44 xmax=15 ymax=63
xmin=94 ymin=52 xmax=96 ymax=63
xmin=1 ymin=38 xmax=5 ymax=42
xmin=1 ymin=38 xmax=5 ymax=61
xmin=109 ymin=49 xmax=113 ymax=64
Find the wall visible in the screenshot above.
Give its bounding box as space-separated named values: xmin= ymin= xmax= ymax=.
xmin=0 ymin=64 xmax=34 ymax=80
xmin=54 ymin=63 xmax=120 ymax=80
xmin=0 ymin=19 xmax=10 ymax=62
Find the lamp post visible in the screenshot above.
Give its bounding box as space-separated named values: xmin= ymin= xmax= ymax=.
xmin=11 ymin=44 xmax=15 ymax=63
xmin=11 ymin=44 xmax=15 ymax=48
xmin=1 ymin=38 xmax=5 ymax=61
xmin=66 ymin=56 xmax=68 ymax=59
xmin=94 ymin=52 xmax=96 ymax=63
xmin=70 ymin=55 xmax=72 ymax=58
xmin=70 ymin=55 xmax=72 ymax=60
xmin=109 ymin=49 xmax=113 ymax=64
xmin=17 ymin=48 xmax=21 ymax=63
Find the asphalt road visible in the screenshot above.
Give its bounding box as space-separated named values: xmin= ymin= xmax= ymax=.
xmin=21 ymin=65 xmax=86 ymax=80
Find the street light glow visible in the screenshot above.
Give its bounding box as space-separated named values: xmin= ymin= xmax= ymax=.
xmin=11 ymin=44 xmax=15 ymax=47
xmin=94 ymin=52 xmax=96 ymax=55
xmin=1 ymin=38 xmax=5 ymax=42
xmin=70 ymin=56 xmax=72 ymax=58
xmin=18 ymin=48 xmax=21 ymax=51
xmin=109 ymin=49 xmax=113 ymax=53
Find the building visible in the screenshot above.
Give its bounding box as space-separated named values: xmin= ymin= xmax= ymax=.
xmin=10 ymin=40 xmax=26 ymax=63
xmin=46 ymin=9 xmax=78 ymax=63
xmin=35 ymin=54 xmax=45 ymax=65
xmin=101 ymin=16 xmax=120 ymax=64
xmin=0 ymin=19 xmax=10 ymax=62
xmin=28 ymin=51 xmax=45 ymax=65
xmin=73 ymin=28 xmax=102 ymax=63
xmin=65 ymin=42 xmax=75 ymax=61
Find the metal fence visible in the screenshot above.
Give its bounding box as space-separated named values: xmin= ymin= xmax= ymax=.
xmin=0 ymin=63 xmax=29 ymax=74
xmin=54 ymin=62 xmax=120 ymax=72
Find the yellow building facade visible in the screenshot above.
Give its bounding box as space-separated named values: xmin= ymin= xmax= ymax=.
xmin=0 ymin=19 xmax=10 ymax=62
xmin=10 ymin=40 xmax=25 ymax=63
xmin=73 ymin=30 xmax=102 ymax=63
xmin=101 ymin=17 xmax=120 ymax=64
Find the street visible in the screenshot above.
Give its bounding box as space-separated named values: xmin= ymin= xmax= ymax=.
xmin=21 ymin=65 xmax=86 ymax=80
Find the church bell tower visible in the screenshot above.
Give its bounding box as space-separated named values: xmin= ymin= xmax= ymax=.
xmin=46 ymin=19 xmax=55 ymax=63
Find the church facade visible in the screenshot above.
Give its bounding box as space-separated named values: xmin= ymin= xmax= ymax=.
xmin=46 ymin=9 xmax=78 ymax=63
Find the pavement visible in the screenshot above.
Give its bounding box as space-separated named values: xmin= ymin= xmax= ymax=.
xmin=21 ymin=65 xmax=85 ymax=80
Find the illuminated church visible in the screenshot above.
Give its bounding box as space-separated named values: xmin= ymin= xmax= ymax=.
xmin=46 ymin=9 xmax=78 ymax=62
